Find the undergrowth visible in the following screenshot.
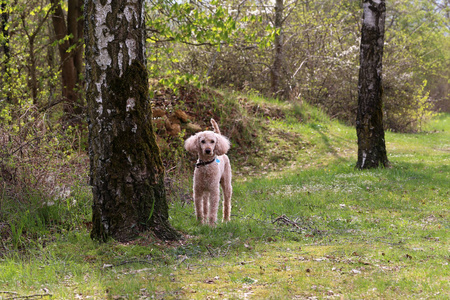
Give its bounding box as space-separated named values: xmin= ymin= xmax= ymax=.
xmin=0 ymin=104 xmax=90 ymax=256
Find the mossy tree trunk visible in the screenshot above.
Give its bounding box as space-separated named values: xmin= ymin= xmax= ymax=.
xmin=356 ymin=0 xmax=389 ymax=169
xmin=85 ymin=0 xmax=179 ymax=242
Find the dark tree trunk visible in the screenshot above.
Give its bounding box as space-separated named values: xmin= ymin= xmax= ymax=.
xmin=51 ymin=0 xmax=84 ymax=123
xmin=0 ymin=0 xmax=9 ymax=59
xmin=85 ymin=0 xmax=179 ymax=242
xmin=1 ymin=0 xmax=11 ymax=103
xmin=270 ymin=0 xmax=284 ymax=98
xmin=29 ymin=36 xmax=38 ymax=104
xmin=356 ymin=0 xmax=389 ymax=169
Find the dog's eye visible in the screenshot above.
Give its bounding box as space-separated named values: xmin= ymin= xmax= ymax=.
xmin=211 ymin=140 xmax=215 ymax=143
xmin=201 ymin=140 xmax=206 ymax=144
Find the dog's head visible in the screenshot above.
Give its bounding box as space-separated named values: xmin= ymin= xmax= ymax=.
xmin=185 ymin=130 xmax=230 ymax=158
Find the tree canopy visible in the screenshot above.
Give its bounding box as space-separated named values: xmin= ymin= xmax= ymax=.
xmin=1 ymin=0 xmax=448 ymax=131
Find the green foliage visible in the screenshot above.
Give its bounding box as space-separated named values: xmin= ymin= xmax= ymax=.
xmin=145 ymin=0 xmax=276 ymax=90
xmin=381 ymin=0 xmax=449 ymax=131
xmin=0 ymin=0 xmax=62 ymax=108
xmin=384 ymin=78 xmax=432 ymax=133
xmin=3 ymin=0 xmax=445 ymax=137
xmin=285 ymin=0 xmax=448 ymax=132
xmin=149 ymin=0 xmax=449 ymax=132
xmin=147 ymin=0 xmax=237 ymax=46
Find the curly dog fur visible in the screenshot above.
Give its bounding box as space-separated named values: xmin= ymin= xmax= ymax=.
xmin=184 ymin=119 xmax=232 ymax=225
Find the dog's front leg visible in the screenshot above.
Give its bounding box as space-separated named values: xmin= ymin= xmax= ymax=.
xmin=194 ymin=187 xmax=205 ymax=224
xmin=208 ymin=187 xmax=220 ymax=226
xmin=202 ymin=193 xmax=209 ymax=224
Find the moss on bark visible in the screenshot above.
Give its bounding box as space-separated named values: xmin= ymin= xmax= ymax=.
xmin=85 ymin=0 xmax=179 ymax=242
xmin=89 ymin=60 xmax=180 ymax=242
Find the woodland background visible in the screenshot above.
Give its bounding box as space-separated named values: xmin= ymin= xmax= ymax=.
xmin=0 ymin=0 xmax=449 ymax=219
xmin=0 ymin=1 xmax=449 ymax=298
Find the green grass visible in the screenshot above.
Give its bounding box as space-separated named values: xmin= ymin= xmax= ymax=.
xmin=1 ymin=106 xmax=449 ymax=298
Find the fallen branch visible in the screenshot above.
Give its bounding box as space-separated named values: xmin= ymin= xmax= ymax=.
xmin=0 ymin=292 xmax=18 ymax=296
xmin=109 ymin=259 xmax=153 ymax=268
xmin=1 ymin=291 xmax=52 ymax=300
xmin=272 ymin=214 xmax=302 ymax=229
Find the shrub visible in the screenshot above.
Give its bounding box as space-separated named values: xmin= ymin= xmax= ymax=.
xmin=0 ymin=103 xmax=90 ymax=251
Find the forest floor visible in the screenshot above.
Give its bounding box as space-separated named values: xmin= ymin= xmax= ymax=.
xmin=0 ymin=88 xmax=449 ymax=299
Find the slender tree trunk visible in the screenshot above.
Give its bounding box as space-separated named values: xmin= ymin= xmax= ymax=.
xmin=68 ymin=0 xmax=83 ymax=75
xmin=356 ymin=0 xmax=389 ymax=169
xmin=20 ymin=13 xmax=40 ymax=105
xmin=29 ymin=37 xmax=38 ymax=104
xmin=1 ymin=0 xmax=11 ymax=103
xmin=271 ymin=0 xmax=284 ymax=98
xmin=0 ymin=0 xmax=9 ymax=59
xmin=85 ymin=0 xmax=179 ymax=242
xmin=51 ymin=0 xmax=84 ymax=123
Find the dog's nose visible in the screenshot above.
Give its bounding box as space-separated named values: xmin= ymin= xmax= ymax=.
xmin=205 ymin=149 xmax=211 ymax=154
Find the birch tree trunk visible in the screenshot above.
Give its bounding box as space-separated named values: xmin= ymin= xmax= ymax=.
xmin=356 ymin=0 xmax=389 ymax=169
xmin=85 ymin=0 xmax=179 ymax=242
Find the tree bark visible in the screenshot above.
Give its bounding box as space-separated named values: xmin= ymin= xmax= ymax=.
xmin=270 ymin=0 xmax=284 ymax=98
xmin=1 ymin=0 xmax=11 ymax=103
xmin=356 ymin=0 xmax=389 ymax=169
xmin=85 ymin=0 xmax=179 ymax=242
xmin=50 ymin=0 xmax=84 ymax=123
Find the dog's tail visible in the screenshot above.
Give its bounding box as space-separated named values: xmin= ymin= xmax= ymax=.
xmin=211 ymin=119 xmax=221 ymax=135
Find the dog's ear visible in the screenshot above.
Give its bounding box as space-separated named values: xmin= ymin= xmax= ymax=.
xmin=184 ymin=134 xmax=199 ymax=154
xmin=214 ymin=134 xmax=230 ymax=155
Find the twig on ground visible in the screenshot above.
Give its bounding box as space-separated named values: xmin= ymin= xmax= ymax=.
xmin=115 ymin=259 xmax=153 ymax=266
xmin=0 ymin=292 xmax=18 ymax=296
xmin=1 ymin=291 xmax=52 ymax=300
xmin=205 ymin=245 xmax=215 ymax=257
xmin=272 ymin=214 xmax=302 ymax=229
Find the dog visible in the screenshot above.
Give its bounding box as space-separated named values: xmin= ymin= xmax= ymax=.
xmin=184 ymin=119 xmax=232 ymax=225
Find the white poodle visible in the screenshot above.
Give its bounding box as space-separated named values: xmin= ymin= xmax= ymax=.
xmin=184 ymin=119 xmax=232 ymax=225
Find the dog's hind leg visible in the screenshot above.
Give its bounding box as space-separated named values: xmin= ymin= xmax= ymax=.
xmin=221 ymin=164 xmax=232 ymax=222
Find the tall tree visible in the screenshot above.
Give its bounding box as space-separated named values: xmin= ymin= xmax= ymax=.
xmin=270 ymin=0 xmax=284 ymax=98
xmin=85 ymin=0 xmax=179 ymax=242
xmin=356 ymin=0 xmax=389 ymax=169
xmin=50 ymin=0 xmax=84 ymax=123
